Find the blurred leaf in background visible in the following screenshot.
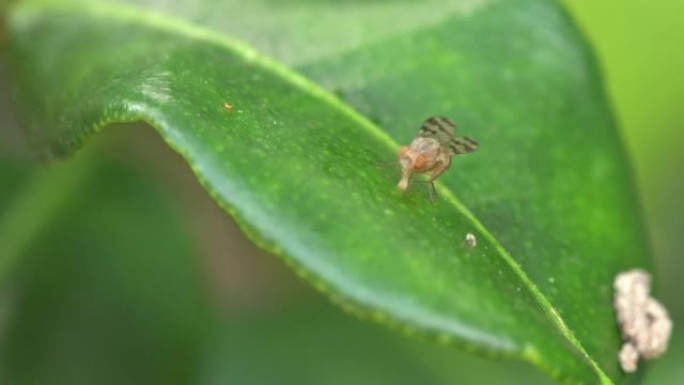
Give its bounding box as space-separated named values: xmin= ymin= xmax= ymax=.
xmin=0 ymin=151 xmax=212 ymax=385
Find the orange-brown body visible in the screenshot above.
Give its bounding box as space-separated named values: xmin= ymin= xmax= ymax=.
xmin=397 ymin=137 xmax=451 ymax=191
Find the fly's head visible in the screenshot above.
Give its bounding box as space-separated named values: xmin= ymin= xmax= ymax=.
xmin=397 ymin=146 xmax=425 ymax=190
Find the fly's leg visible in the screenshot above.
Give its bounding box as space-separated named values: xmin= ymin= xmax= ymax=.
xmin=426 ymin=180 xmax=437 ymax=204
xmin=424 ymin=160 xmax=449 ymax=204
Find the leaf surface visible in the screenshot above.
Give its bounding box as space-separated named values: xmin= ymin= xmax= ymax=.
xmin=0 ymin=145 xmax=554 ymax=385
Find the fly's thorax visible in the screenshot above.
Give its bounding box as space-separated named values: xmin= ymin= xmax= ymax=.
xmin=410 ymin=137 xmax=440 ymax=154
xmin=409 ymin=137 xmax=445 ymax=171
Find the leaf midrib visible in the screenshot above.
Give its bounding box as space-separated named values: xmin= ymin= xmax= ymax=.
xmin=11 ymin=0 xmax=612 ymax=383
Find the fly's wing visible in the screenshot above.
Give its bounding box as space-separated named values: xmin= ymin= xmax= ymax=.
xmin=418 ymin=116 xmax=478 ymax=155
xmin=417 ymin=116 xmax=455 ymax=146
xmin=449 ymin=135 xmax=478 ymax=155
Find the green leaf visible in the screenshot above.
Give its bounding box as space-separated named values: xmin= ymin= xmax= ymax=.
xmin=0 ymin=150 xmax=555 ymax=385
xmin=4 ymin=0 xmax=651 ymax=384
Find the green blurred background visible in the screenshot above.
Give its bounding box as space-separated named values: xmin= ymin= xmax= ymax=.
xmin=0 ymin=1 xmax=682 ymax=384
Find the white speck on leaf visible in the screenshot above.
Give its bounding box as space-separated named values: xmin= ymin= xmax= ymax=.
xmin=463 ymin=233 xmax=476 ymax=249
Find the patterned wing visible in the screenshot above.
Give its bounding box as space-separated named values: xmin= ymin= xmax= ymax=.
xmin=418 ymin=116 xmax=455 ymax=145
xmin=449 ymin=136 xmax=478 ymax=155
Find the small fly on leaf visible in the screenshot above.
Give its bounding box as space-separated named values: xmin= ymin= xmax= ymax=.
xmin=397 ymin=116 xmax=478 ymax=203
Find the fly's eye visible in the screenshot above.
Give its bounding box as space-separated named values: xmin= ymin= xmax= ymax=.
xmin=414 ymin=154 xmax=426 ymax=169
xmin=398 ymin=146 xmax=410 ymax=160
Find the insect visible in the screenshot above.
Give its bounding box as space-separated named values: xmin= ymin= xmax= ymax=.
xmin=397 ymin=116 xmax=478 ymax=203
